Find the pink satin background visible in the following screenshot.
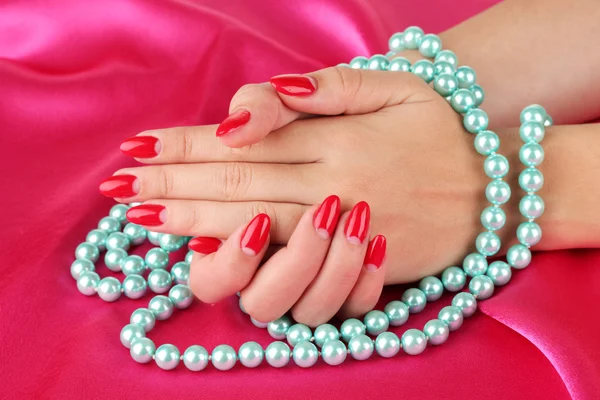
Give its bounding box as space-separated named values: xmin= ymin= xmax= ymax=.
xmin=1 ymin=0 xmax=599 ymax=399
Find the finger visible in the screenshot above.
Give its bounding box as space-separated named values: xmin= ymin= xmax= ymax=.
xmin=337 ymin=235 xmax=387 ymax=319
xmin=126 ymin=200 xmax=307 ymax=244
xmin=240 ymin=195 xmax=341 ymax=323
xmin=290 ymin=201 xmax=371 ymax=327
xmin=188 ymin=213 xmax=270 ymax=304
xmin=269 ymin=66 xmax=431 ymax=115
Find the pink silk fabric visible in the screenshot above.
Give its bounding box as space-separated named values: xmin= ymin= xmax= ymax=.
xmin=1 ymin=1 xmax=599 ymax=399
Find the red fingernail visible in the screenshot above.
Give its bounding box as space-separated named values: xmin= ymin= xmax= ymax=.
xmin=364 ymin=235 xmax=386 ymax=271
xmin=269 ymin=75 xmax=317 ymax=96
xmin=120 ymin=136 xmax=161 ymax=158
xmin=216 ymin=109 xmax=251 ymax=137
xmin=189 ymin=237 xmax=222 ymax=254
xmin=99 ymin=175 xmax=139 ymax=198
xmin=240 ymin=213 xmax=271 ymax=256
xmin=126 ymin=204 xmax=166 ymax=226
xmin=344 ymin=201 xmax=370 ymax=245
xmin=313 ymin=195 xmax=341 ymax=239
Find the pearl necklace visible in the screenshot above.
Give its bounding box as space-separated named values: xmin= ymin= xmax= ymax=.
xmin=70 ymin=26 xmax=550 ymax=371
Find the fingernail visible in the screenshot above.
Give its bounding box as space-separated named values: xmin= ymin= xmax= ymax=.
xmin=269 ymin=75 xmax=317 ymax=96
xmin=216 ymin=109 xmax=251 ymax=137
xmin=313 ymin=195 xmax=341 ymax=239
xmin=189 ymin=237 xmax=222 ymax=254
xmin=240 ymin=213 xmax=271 ymax=256
xmin=364 ymin=235 xmax=386 ymax=271
xmin=120 ymin=136 xmax=161 ymax=158
xmin=99 ymin=175 xmax=140 ymax=198
xmin=126 ymin=204 xmax=166 ymax=226
xmin=344 ymin=201 xmax=370 ymax=245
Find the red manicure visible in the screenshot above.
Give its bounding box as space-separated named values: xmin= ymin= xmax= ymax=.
xmin=126 ymin=204 xmax=166 ymax=226
xmin=216 ymin=109 xmax=251 ymax=137
xmin=269 ymin=75 xmax=317 ymax=96
xmin=313 ymin=195 xmax=341 ymax=239
xmin=99 ymin=175 xmax=139 ymax=198
xmin=189 ymin=237 xmax=222 ymax=254
xmin=344 ymin=201 xmax=370 ymax=245
xmin=364 ymin=235 xmax=387 ymax=271
xmin=240 ymin=213 xmax=271 ymax=256
xmin=120 ymin=136 xmax=160 ymax=158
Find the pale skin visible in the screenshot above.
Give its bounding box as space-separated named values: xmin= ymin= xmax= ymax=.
xmin=102 ymin=0 xmax=600 ymax=326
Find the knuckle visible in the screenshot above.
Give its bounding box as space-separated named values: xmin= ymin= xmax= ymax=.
xmin=179 ymin=127 xmax=195 ymax=160
xmin=220 ymin=162 xmax=251 ymax=200
xmin=245 ymin=201 xmax=277 ymax=232
xmin=333 ymin=66 xmax=364 ymax=104
xmin=158 ymin=167 xmax=175 ymax=197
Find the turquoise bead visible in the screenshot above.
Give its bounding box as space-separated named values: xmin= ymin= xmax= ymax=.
xmin=121 ymin=255 xmax=146 ymax=276
xmin=423 ymin=319 xmax=449 ymax=345
xmin=484 ymin=154 xmax=509 ymax=179
xmin=70 ymin=259 xmax=95 ymax=280
xmin=455 ymin=66 xmax=476 ymax=88
xmin=401 ymin=329 xmax=427 ymax=355
xmin=463 ymin=252 xmax=488 ymax=277
xmin=451 ymin=292 xmax=478 ymax=317
xmin=286 ymin=324 xmax=313 ymax=347
xmin=520 ymin=104 xmax=547 ymax=124
xmin=251 ymin=318 xmax=268 ymax=328
xmin=349 ymin=56 xmax=369 ymax=69
xmin=183 ymin=345 xmax=209 ymax=371
xmin=469 ymin=275 xmax=495 ymax=300
xmin=441 ymin=266 xmax=466 ymax=292
xmin=340 ymin=318 xmax=366 ymax=342
xmin=486 ymin=180 xmax=511 ymax=205
xmin=130 ymin=308 xmax=155 ymax=332
xmin=169 ymin=284 xmax=193 ymax=309
xmin=145 ymin=248 xmax=169 ymax=270
xmin=348 ymin=334 xmax=374 ymax=360
xmin=109 ymin=204 xmax=129 ymax=224
xmin=155 ymin=344 xmax=180 ymax=370
xmin=401 ymin=288 xmax=427 ymax=313
xmin=171 ymin=261 xmax=190 ymax=285
xmin=486 ymin=261 xmax=512 ymax=286
xmin=268 ymin=316 xmax=293 ymax=340
xmin=450 ymin=89 xmax=476 ymax=113
xmin=337 ymin=63 xmax=350 ymax=68
xmin=517 ymin=221 xmax=542 ymax=246
xmin=148 ymin=269 xmax=172 ymax=293
xmin=321 ymin=339 xmax=347 ymax=366
xmin=212 ymin=344 xmax=237 ymax=371
xmin=313 ymin=323 xmax=340 ymax=347
xmin=418 ymin=33 xmax=442 ymax=57
xmin=130 ymin=337 xmax=155 ymax=364
xmin=545 ymin=115 xmax=553 ymax=127
xmin=105 ymin=248 xmax=127 ymax=272
xmin=384 ymin=301 xmax=409 ymax=326
xmin=438 ymin=305 xmax=464 ymax=331
xmin=75 ymin=242 xmax=99 ymax=262
xmin=239 ymin=298 xmax=247 ymax=314
xmin=77 ymin=271 xmax=100 ymax=296
xmin=97 ymin=277 xmax=121 ymax=302
xmin=433 ymin=73 xmax=458 ymax=97
xmin=519 ymin=143 xmax=545 ymax=167
xmin=402 ymin=26 xmax=424 ymax=49
xmin=474 ymin=130 xmax=500 ymax=156
xmin=388 ymin=32 xmax=405 ymax=53
xmin=384 ymin=51 xmax=395 ymax=58
xmin=520 ymin=194 xmax=545 ymax=219
xmin=434 ymin=60 xmax=455 ymax=76
xmin=375 ymin=332 xmax=400 ymax=358
xmin=293 ymin=341 xmax=318 ymax=368
xmin=519 ymin=168 xmax=544 ymax=192
xmin=265 ymin=341 xmax=290 ymax=368
xmin=86 ymin=229 xmax=108 ymax=251
xmin=98 ymin=216 xmax=121 ymax=234
xmin=388 ymin=57 xmax=411 ymax=72
xmin=411 ymin=59 xmax=435 ymax=82
xmin=475 ymin=231 xmax=501 ymax=256
xmin=507 ymin=244 xmax=532 ymax=269
xmin=120 ymin=323 xmax=145 ymax=348
xmin=419 ymin=276 xmax=444 ymax=301
xmin=364 ymin=310 xmax=390 ymax=336
xmin=238 ymin=341 xmax=264 ymax=368
xmin=470 ymin=84 xmax=485 ymax=106
xmin=159 ymin=234 xmax=186 ymax=252
xmin=147 ymin=231 xmax=161 ymax=246
xmin=148 ymin=295 xmax=174 ymax=320
xmin=480 ymin=206 xmax=506 ymax=231
xmin=434 ymin=49 xmax=458 ymax=67
xmin=367 ymin=54 xmax=389 ymax=70
xmin=123 ymin=223 xmax=147 ymax=246
xmin=519 ymin=121 xmax=545 ymax=143
xmin=185 ymin=250 xmax=194 ymax=264
xmin=105 ymin=232 xmax=130 ymax=251
xmin=463 ymin=109 xmax=489 ymax=134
